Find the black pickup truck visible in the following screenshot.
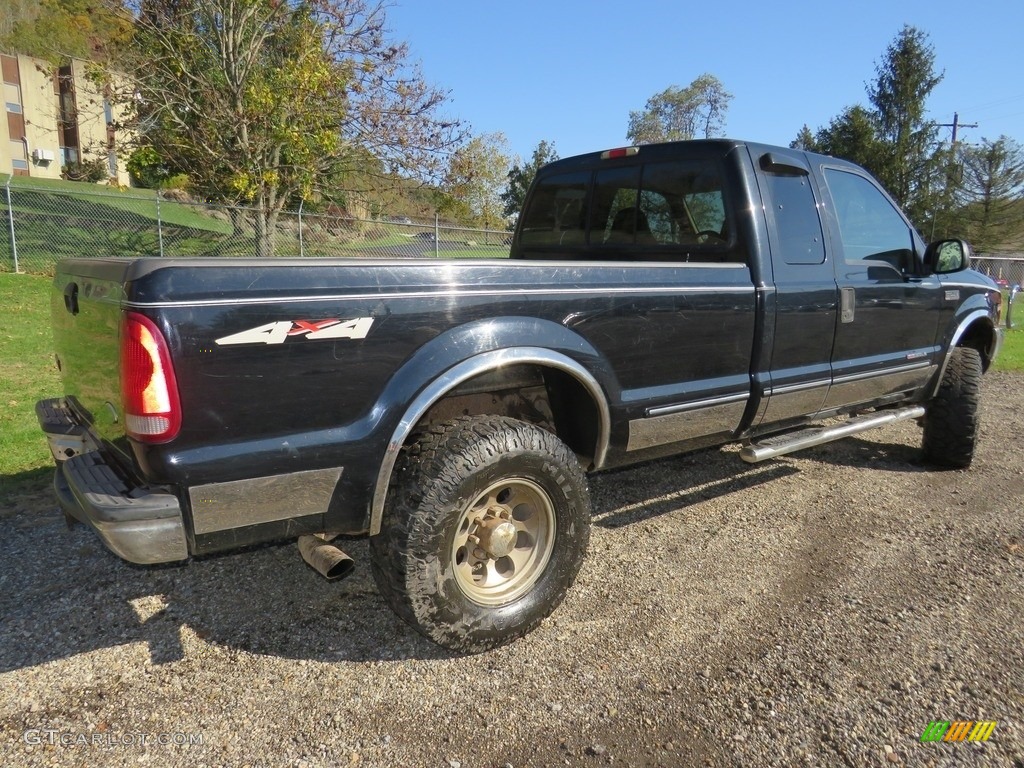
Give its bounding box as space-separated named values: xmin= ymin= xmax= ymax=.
xmin=37 ymin=139 xmax=1003 ymax=651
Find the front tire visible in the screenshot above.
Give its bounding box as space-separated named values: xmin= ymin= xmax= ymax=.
xmin=922 ymin=346 xmax=982 ymax=468
xmin=369 ymin=416 xmax=590 ymax=652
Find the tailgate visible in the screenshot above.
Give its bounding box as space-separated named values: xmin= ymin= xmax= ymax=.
xmin=51 ymin=259 xmax=132 ymax=458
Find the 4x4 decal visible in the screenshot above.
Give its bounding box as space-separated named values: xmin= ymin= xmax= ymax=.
xmin=215 ymin=317 xmax=374 ymax=346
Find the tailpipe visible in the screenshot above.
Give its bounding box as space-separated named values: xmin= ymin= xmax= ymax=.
xmin=298 ymin=534 xmax=355 ymax=581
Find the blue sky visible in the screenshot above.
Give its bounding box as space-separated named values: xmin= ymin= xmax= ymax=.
xmin=386 ymin=0 xmax=1024 ymax=164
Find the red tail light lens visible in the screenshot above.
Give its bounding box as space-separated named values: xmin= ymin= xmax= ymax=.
xmin=600 ymin=146 xmax=639 ymax=160
xmin=120 ymin=312 xmax=181 ymax=442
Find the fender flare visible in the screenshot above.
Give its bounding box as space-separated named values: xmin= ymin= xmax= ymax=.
xmin=927 ymin=309 xmax=997 ymax=399
xmin=368 ymin=347 xmax=611 ymax=535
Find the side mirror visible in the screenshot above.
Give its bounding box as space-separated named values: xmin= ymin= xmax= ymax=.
xmin=925 ymin=239 xmax=971 ymax=274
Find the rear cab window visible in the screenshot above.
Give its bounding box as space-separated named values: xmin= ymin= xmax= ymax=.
xmin=516 ymin=143 xmax=744 ymax=263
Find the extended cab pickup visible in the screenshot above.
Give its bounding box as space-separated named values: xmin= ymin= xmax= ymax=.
xmin=37 ymin=140 xmax=1003 ymax=651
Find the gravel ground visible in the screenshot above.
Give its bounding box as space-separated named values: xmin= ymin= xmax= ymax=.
xmin=2 ymin=372 xmax=1022 ymax=767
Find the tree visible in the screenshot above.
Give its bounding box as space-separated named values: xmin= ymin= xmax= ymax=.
xmin=956 ymin=136 xmax=1024 ymax=252
xmin=126 ymin=0 xmax=461 ymax=257
xmin=501 ymin=139 xmax=558 ymax=221
xmin=626 ymin=74 xmax=732 ymax=145
xmin=797 ymin=26 xmax=952 ymax=232
xmin=867 ymin=25 xmax=944 ymax=224
xmin=790 ymin=125 xmax=818 ymax=152
xmin=814 ymin=105 xmax=884 ymax=172
xmin=438 ymin=132 xmax=511 ymax=228
xmin=0 ymin=0 xmax=131 ymax=63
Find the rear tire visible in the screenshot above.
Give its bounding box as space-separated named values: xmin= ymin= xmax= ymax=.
xmin=369 ymin=416 xmax=590 ymax=652
xmin=922 ymin=346 xmax=982 ymax=468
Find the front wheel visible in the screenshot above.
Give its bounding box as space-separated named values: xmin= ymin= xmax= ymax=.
xmin=922 ymin=346 xmax=982 ymax=468
xmin=369 ymin=416 xmax=591 ymax=652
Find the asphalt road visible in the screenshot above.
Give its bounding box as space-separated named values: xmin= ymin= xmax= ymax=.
xmin=2 ymin=372 xmax=1022 ymax=767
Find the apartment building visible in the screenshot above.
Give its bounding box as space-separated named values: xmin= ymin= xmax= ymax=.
xmin=2 ymin=53 xmax=130 ymax=185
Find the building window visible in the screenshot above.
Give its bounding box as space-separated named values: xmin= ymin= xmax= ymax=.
xmin=4 ymin=81 xmax=21 ymax=113
xmin=107 ymin=150 xmax=117 ymax=178
xmin=10 ymin=139 xmax=28 ymax=170
xmin=103 ymin=98 xmax=113 ymax=125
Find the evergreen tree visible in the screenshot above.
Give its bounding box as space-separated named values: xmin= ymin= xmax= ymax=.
xmin=814 ymin=106 xmax=884 ymax=173
xmin=956 ymin=136 xmax=1024 ymax=251
xmin=867 ymin=25 xmax=945 ymax=225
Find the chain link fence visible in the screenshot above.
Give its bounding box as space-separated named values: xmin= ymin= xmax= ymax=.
xmin=1 ymin=175 xmax=511 ymax=275
xmin=973 ymin=256 xmax=1024 ymax=289
xmin=5 ymin=175 xmax=1023 ymax=296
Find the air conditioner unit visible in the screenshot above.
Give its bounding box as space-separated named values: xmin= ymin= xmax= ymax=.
xmin=32 ymin=148 xmax=56 ymax=163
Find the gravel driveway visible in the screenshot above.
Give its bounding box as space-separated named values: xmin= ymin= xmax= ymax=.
xmin=2 ymin=373 xmax=1022 ymax=767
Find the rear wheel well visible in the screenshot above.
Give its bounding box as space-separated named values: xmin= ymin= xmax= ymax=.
xmin=416 ymin=364 xmax=601 ymax=468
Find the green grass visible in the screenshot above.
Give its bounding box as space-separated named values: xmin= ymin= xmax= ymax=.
xmin=994 ymin=326 xmax=1024 ymax=372
xmin=442 ymin=248 xmax=511 ymax=259
xmin=0 ymin=273 xmax=60 ymax=501
xmin=1 ymin=179 xmax=240 ymax=274
xmin=8 ymin=175 xmax=232 ymax=232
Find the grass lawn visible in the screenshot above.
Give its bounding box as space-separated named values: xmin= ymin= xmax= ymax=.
xmin=1 ymin=178 xmax=239 ymax=274
xmin=995 ymin=326 xmax=1024 ymax=372
xmin=441 ymin=248 xmax=511 ymax=259
xmin=8 ymin=175 xmax=232 ymax=232
xmin=0 ymin=273 xmax=60 ymax=502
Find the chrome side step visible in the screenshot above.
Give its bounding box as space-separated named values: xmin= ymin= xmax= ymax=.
xmin=740 ymin=405 xmax=926 ymax=464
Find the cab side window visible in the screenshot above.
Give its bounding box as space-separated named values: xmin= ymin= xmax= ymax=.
xmin=824 ymin=169 xmax=913 ymax=271
xmin=763 ymin=172 xmax=825 ymax=265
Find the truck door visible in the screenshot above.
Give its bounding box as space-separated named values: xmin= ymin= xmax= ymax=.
xmin=753 ymin=150 xmax=837 ymax=426
xmin=817 ymin=167 xmax=942 ymax=410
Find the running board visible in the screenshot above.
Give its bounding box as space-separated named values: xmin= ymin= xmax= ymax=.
xmin=740 ymin=406 xmax=926 ymax=464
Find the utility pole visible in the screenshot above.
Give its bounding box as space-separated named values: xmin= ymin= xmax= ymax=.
xmin=938 ymin=112 xmax=978 ymax=145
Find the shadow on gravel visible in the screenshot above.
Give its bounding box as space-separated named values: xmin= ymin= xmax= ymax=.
xmin=0 ymin=430 xmax=927 ymax=674
xmin=592 ymin=455 xmax=800 ymax=529
xmin=0 ymin=507 xmax=455 ymax=672
xmin=799 ymin=435 xmax=930 ymax=472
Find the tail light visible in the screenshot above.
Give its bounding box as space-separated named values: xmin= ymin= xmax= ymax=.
xmin=120 ymin=312 xmax=181 ymax=442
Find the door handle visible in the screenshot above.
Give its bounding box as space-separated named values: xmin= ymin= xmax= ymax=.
xmin=840 ymin=287 xmax=855 ymax=323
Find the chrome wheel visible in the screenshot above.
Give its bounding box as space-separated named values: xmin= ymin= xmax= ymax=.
xmin=451 ymin=478 xmax=555 ymax=606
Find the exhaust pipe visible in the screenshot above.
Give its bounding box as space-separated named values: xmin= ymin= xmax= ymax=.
xmin=298 ymin=535 xmax=355 ymax=581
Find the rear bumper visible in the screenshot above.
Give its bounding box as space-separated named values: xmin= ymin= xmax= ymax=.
xmin=37 ymin=398 xmax=189 ymax=565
